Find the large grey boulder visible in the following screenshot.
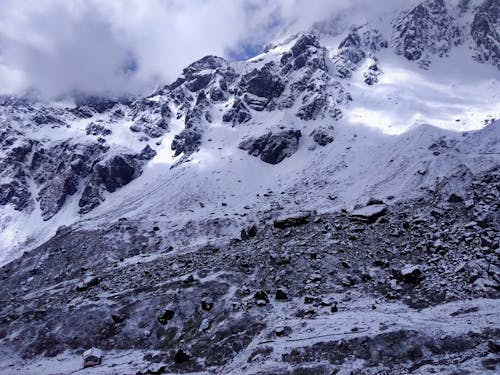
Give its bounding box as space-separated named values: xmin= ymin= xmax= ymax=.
xmin=239 ymin=129 xmax=301 ymax=165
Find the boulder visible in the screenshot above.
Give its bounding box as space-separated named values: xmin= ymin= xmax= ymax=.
xmin=254 ymin=291 xmax=270 ymax=304
xmin=76 ymin=276 xmax=100 ymax=292
xmin=239 ymin=130 xmax=301 ymax=165
xmin=173 ymin=349 xmax=191 ymax=364
xmin=400 ymin=265 xmax=425 ymax=284
xmin=275 ymin=289 xmax=289 ymax=300
xmin=311 ymin=127 xmax=334 ymax=146
xmin=157 ymin=309 xmax=175 ymax=325
xmin=273 ymin=214 xmax=311 ymax=229
xmin=351 ymin=204 xmax=387 ymax=223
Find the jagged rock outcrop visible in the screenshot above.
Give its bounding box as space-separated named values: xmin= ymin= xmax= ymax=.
xmin=222 ymin=98 xmax=252 ymax=126
xmin=79 ymin=146 xmax=156 ymax=214
xmin=280 ymin=34 xmax=352 ymax=120
xmin=239 ymin=129 xmax=302 ymax=164
xmin=129 ymin=98 xmax=171 ymax=138
xmin=240 ymin=63 xmax=285 ymax=101
xmin=333 ymin=25 xmax=388 ymax=78
xmin=171 ymin=91 xmax=210 ymax=157
xmin=311 ymin=127 xmax=334 ymax=146
xmin=471 ymin=0 xmax=500 ymax=69
xmin=392 ymin=0 xmax=461 ymax=68
xmin=0 ymin=0 xmax=497 ymax=228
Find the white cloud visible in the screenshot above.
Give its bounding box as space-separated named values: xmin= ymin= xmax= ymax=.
xmin=0 ymin=0 xmax=405 ymax=97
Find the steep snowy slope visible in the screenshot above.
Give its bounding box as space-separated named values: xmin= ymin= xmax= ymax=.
xmin=0 ymin=0 xmax=499 ymax=265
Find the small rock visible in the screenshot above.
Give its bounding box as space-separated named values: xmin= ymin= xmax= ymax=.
xmin=254 ymin=291 xmax=270 ymax=304
xmin=173 ymin=349 xmax=191 ymax=364
xmin=76 ymin=276 xmax=101 ymax=292
xmin=157 ymin=309 xmax=175 ymax=325
xmin=275 ymin=289 xmax=289 ymax=300
xmin=275 ymin=326 xmax=292 ymax=337
xmin=247 ymin=225 xmax=258 ymax=237
xmin=183 ymin=275 xmax=196 ymax=284
xmin=111 ymin=314 xmax=125 ymax=324
xmin=400 ymin=265 xmax=424 ymax=284
xmin=351 ymin=204 xmax=387 ymax=224
xmin=304 ymin=296 xmax=315 ymax=304
xmin=201 ymin=299 xmax=214 ymax=311
xmin=273 ymin=214 xmax=311 ymax=229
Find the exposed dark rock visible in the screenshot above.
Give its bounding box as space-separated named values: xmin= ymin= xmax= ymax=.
xmin=209 ymin=85 xmax=226 ymax=102
xmin=254 ymin=291 xmax=270 ymax=304
xmin=171 ymin=92 xmax=210 ymax=157
xmin=436 ymin=164 xmax=472 ymax=204
xmin=79 ymin=147 xmax=156 ymax=214
xmin=201 ymin=299 xmax=214 ymax=312
xmin=296 ymin=79 xmax=350 ymax=121
xmin=240 ymin=64 xmax=285 ymax=100
xmin=185 ymin=74 xmax=212 ymax=92
xmin=130 ymin=99 xmax=171 ymax=138
xmin=471 ymin=0 xmax=500 ymax=69
xmin=86 ymin=123 xmax=112 ymax=137
xmin=173 ymin=349 xmax=191 ymax=364
xmin=392 ymin=0 xmax=461 ymax=66
xmin=171 ymin=128 xmax=202 ymax=157
xmin=0 ymin=180 xmax=32 ymax=211
xmin=76 ymin=276 xmax=100 ymax=292
xmin=223 ymin=98 xmax=252 ymax=126
xmin=247 ymin=225 xmax=258 ymax=238
xmin=351 ymin=204 xmax=387 ymax=223
xmin=311 ymin=127 xmax=334 ymax=146
xmin=239 ymin=130 xmax=301 ymax=164
xmin=291 ymin=34 xmax=320 ymax=57
xmin=111 ymin=314 xmax=125 ymax=324
xmin=273 ymin=214 xmax=311 ymax=229
xmin=275 ymin=289 xmax=289 ymax=300
xmin=399 ymin=265 xmax=425 ymax=284
xmin=363 ymin=61 xmax=382 ymax=85
xmin=333 ymin=25 xmax=387 ymax=78
xmin=73 ymin=94 xmax=119 ymax=114
xmin=157 ymin=309 xmax=175 ymax=325
xmin=240 ymin=229 xmax=249 ymax=241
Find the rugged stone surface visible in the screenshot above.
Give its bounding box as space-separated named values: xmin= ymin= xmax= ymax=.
xmin=310 ymin=127 xmax=334 ymax=146
xmin=333 ymin=25 xmax=388 ymax=78
xmin=79 ymin=146 xmax=156 ymax=214
xmin=351 ymin=204 xmax=388 ymax=223
xmin=471 ymin=0 xmax=500 ymax=69
xmin=392 ymin=0 xmax=461 ymax=66
xmin=239 ymin=130 xmax=302 ymax=165
xmin=0 ymin=167 xmax=498 ymax=373
xmin=240 ymin=64 xmax=285 ymax=101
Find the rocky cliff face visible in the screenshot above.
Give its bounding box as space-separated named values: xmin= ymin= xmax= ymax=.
xmin=392 ymin=0 xmax=500 ymax=69
xmin=471 ymin=0 xmax=500 ymax=68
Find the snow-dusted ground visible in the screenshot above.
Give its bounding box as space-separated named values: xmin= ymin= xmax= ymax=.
xmin=1 ymin=298 xmax=497 ymax=375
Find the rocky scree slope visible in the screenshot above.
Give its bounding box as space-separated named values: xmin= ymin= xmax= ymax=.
xmin=0 ymin=166 xmax=498 ymax=374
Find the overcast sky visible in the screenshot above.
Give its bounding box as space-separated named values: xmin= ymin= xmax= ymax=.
xmin=0 ymin=0 xmax=402 ymax=98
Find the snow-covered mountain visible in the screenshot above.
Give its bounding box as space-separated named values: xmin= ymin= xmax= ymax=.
xmin=0 ymin=1 xmax=499 ymax=373
xmin=1 ymin=0 xmax=497 ymax=265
